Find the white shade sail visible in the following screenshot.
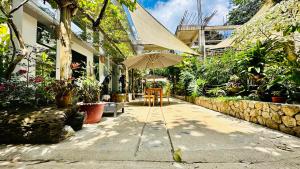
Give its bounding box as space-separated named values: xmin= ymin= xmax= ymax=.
xmin=122 ymin=52 xmax=182 ymax=69
xmin=129 ymin=3 xmax=198 ymax=55
xmin=209 ymin=37 xmax=235 ymax=49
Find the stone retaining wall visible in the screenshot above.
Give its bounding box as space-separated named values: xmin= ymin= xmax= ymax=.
xmin=174 ymin=95 xmax=300 ymax=137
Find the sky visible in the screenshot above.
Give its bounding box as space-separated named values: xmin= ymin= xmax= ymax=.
xmin=138 ymin=0 xmax=231 ymax=33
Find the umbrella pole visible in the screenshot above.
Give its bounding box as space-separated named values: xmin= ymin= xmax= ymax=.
xmin=152 ymin=69 xmax=155 ymax=86
xmin=131 ymin=69 xmax=135 ymax=100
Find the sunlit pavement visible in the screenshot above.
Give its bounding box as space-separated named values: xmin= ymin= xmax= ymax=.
xmin=1 ymin=98 xmax=300 ymax=169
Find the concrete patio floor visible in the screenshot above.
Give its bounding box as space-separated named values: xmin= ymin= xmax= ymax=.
xmin=1 ymin=98 xmax=300 ymax=169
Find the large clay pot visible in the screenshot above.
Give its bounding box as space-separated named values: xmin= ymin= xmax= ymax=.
xmin=78 ymin=102 xmax=106 ymax=124
xmin=272 ymin=97 xmax=286 ymax=103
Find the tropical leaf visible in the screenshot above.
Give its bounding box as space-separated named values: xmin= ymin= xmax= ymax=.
xmin=173 ymin=148 xmax=182 ymax=163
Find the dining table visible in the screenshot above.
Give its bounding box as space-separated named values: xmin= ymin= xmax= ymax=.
xmin=145 ymin=88 xmax=163 ymax=107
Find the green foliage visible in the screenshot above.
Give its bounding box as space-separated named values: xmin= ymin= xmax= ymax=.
xmin=203 ymin=50 xmax=243 ymax=85
xmin=73 ymin=0 xmax=136 ymax=59
xmin=36 ymin=51 xmax=56 ymax=85
xmin=236 ymin=40 xmax=267 ymax=81
xmin=0 ymin=77 xmax=36 ymax=108
xmin=215 ymin=96 xmax=243 ymax=101
xmin=173 ymin=148 xmax=182 ymax=163
xmin=167 ymin=0 xmax=298 ymax=104
xmin=0 ymin=24 xmax=10 ymax=78
xmin=179 ymin=69 xmax=196 ymax=96
xmin=226 ymin=75 xmax=243 ymax=94
xmin=0 ymin=74 xmax=55 ymax=109
xmin=50 ymin=80 xmax=77 ymax=98
xmin=207 ymin=87 xmax=227 ymax=97
xmin=165 ymin=82 xmax=172 ymax=95
xmin=174 ymin=80 xmax=185 ymax=95
xmin=77 ymin=77 xmax=101 ymax=103
xmin=0 ymin=16 xmax=7 ymax=24
xmin=228 ymin=0 xmax=262 ymax=25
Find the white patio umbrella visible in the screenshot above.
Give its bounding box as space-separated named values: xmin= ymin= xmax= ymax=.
xmin=122 ymin=52 xmax=182 ymax=69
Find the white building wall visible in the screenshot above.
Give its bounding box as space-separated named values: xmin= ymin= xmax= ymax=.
xmin=14 ymin=11 xmax=38 ymax=78
xmin=22 ymin=13 xmax=37 ymax=46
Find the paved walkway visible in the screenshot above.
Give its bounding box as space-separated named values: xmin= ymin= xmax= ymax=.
xmin=1 ymin=98 xmax=300 ymax=169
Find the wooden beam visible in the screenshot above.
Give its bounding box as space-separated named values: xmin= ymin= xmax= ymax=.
xmin=177 ymin=25 xmax=240 ymax=31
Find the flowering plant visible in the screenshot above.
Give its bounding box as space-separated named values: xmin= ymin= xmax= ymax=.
xmin=0 ymin=77 xmax=36 ymax=108
xmin=77 ymin=77 xmax=101 ymax=103
xmin=49 ymin=79 xmax=77 ymax=98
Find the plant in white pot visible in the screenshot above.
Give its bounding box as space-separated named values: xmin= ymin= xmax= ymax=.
xmin=77 ymin=77 xmax=105 ymax=124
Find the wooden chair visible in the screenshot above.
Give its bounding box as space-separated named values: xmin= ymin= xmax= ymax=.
xmin=143 ymin=89 xmax=155 ymax=106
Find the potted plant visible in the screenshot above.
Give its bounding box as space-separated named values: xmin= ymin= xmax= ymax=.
xmin=50 ymin=80 xmax=77 ymax=108
xmin=77 ymin=77 xmax=105 ymax=124
xmin=267 ymin=78 xmax=288 ymax=103
xmin=226 ymin=75 xmax=243 ymax=94
xmin=271 ymin=91 xmax=287 ymax=103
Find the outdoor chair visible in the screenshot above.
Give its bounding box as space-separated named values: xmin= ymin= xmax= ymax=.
xmin=143 ymin=89 xmax=155 ymax=106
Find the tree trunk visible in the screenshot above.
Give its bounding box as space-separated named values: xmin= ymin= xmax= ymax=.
xmin=4 ymin=19 xmax=27 ymax=80
xmin=58 ymin=4 xmax=73 ymax=80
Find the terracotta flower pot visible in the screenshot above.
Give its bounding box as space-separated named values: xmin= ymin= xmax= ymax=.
xmin=78 ymin=102 xmax=106 ymax=124
xmin=272 ymin=97 xmax=286 ymax=103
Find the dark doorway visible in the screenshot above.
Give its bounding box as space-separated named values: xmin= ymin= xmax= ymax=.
xmin=72 ymin=50 xmax=86 ymax=79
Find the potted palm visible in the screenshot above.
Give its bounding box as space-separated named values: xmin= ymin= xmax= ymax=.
xmin=77 ymin=77 xmax=105 ymax=124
